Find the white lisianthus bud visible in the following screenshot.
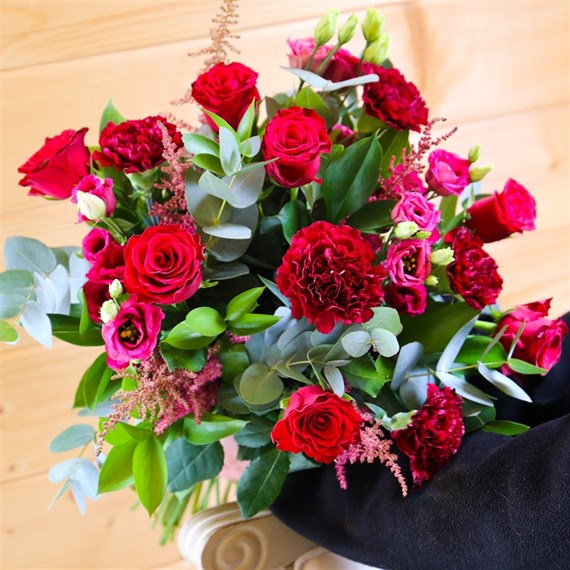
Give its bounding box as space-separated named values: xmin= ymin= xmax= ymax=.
xmin=362 ymin=34 xmax=390 ymax=65
xmin=430 ymin=247 xmax=455 ymax=266
xmin=469 ymin=164 xmax=493 ymax=182
xmin=76 ymin=191 xmax=106 ymax=221
xmin=425 ymin=275 xmax=439 ymax=287
xmin=362 ymin=9 xmax=384 ymax=42
xmin=468 ymin=145 xmax=481 ymax=163
xmin=100 ymin=299 xmax=119 ymax=324
xmin=314 ymin=10 xmax=338 ymax=46
xmin=109 ymin=279 xmax=123 ymax=299
xmin=338 ymin=14 xmax=359 ymax=45
xmin=394 ymin=221 xmax=419 ymax=239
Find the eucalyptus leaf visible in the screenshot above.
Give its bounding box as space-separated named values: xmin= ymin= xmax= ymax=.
xmin=33 ymin=265 xmax=70 ymax=315
xmin=391 ymin=342 xmax=424 ymax=391
xmin=437 ymin=371 xmax=495 ymax=406
xmin=281 ymin=67 xmax=379 ymax=92
xmin=219 ymin=127 xmax=242 ymax=175
xmin=341 ymin=330 xmax=371 ymax=358
xmin=237 ymin=99 xmax=257 ymax=142
xmin=0 ymin=270 xmax=34 ymax=318
xmin=202 ymin=224 xmax=252 ymax=240
xmin=324 ymin=366 xmax=345 ymax=396
xmin=436 ymin=315 xmax=479 ymax=373
xmin=363 ymin=307 xmax=403 ymax=336
xmin=477 ymin=364 xmax=532 ymax=402
xmin=371 ymin=328 xmax=399 ymax=357
xmin=49 ymin=424 xmax=94 ymax=453
xmin=20 ymin=300 xmax=52 ymax=347
xmin=199 ymin=170 xmax=232 ymax=202
xmin=186 ymin=170 xmax=227 ymax=227
xmin=399 ymin=375 xmax=429 ymax=409
xmin=238 ymin=363 xmax=284 ymax=407
xmin=239 ymin=136 xmax=261 ymax=158
xmin=5 ymin=237 xmax=57 ymax=276
xmin=224 ymin=165 xmax=265 ymax=208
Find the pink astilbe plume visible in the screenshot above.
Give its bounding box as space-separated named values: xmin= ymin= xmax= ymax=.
xmin=98 ymin=349 xmax=222 ymax=448
xmin=149 ymin=122 xmax=196 ymax=231
xmin=335 ymin=415 xmax=408 ymax=497
xmin=378 ymin=118 xmax=458 ymax=199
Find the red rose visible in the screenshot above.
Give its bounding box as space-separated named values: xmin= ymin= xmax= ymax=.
xmin=362 ymin=66 xmax=428 ymax=132
xmin=385 ymin=239 xmax=432 ymax=287
xmin=83 ymin=228 xmax=125 ymax=284
xmin=324 ymin=49 xmax=360 ymax=83
xmin=446 ymin=227 xmax=503 ymax=310
xmin=124 ymin=224 xmax=203 ymax=304
xmin=18 ymin=128 xmax=90 ymax=199
xmin=82 ymin=281 xmax=110 ymax=322
xmin=191 ymin=62 xmax=260 ymax=131
xmin=385 ymin=283 xmax=427 ymax=316
xmin=498 ymin=299 xmax=568 ymax=374
xmin=271 ymin=386 xmax=363 ymax=464
xmin=276 ymin=221 xmax=387 ymax=334
xmin=262 ymin=106 xmax=331 ymax=189
xmin=425 ymin=149 xmax=471 ymax=197
xmin=93 ymin=116 xmax=182 ymax=173
xmin=392 ymin=384 xmax=464 ymax=486
xmin=466 ymin=178 xmax=537 ymax=243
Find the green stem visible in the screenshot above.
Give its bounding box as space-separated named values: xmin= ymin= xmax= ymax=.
xmin=290 ymin=187 xmax=299 ymax=201
xmin=473 ymin=320 xmax=498 ymax=332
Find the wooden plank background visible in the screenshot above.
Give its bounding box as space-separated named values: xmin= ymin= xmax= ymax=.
xmin=1 ymin=1 xmax=568 ymax=568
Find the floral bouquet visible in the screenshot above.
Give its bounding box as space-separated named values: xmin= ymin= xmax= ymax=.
xmin=1 ymin=4 xmax=567 ymax=543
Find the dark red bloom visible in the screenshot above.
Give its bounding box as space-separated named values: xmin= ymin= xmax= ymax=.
xmin=276 ymin=221 xmax=387 ymax=334
xmin=83 ymin=228 xmax=125 ymax=284
xmin=363 ymin=66 xmax=428 ymax=132
xmin=18 ymin=128 xmax=90 ymax=199
xmin=323 ymin=49 xmax=360 ymax=83
xmin=466 ymin=178 xmax=537 ymax=243
xmin=93 ymin=116 xmax=182 ymax=173
xmin=392 ymin=384 xmax=464 ymax=486
xmin=82 ymin=281 xmax=110 ymax=322
xmin=497 ymin=299 xmax=568 ymax=374
xmin=385 ymin=283 xmax=427 ymax=316
xmin=124 ymin=224 xmax=203 ymax=304
xmin=262 ymin=106 xmax=331 ymax=188
xmin=191 ymin=62 xmax=260 ymax=131
xmin=271 ymin=385 xmax=363 ymax=464
xmin=446 ymin=227 xmax=503 ymax=310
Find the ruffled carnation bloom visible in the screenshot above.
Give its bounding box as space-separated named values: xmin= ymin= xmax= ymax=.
xmin=71 ymin=175 xmax=116 ymax=222
xmin=384 ymin=283 xmax=427 ymax=316
xmin=262 ymin=106 xmax=331 ymax=189
xmin=385 ymin=239 xmax=432 ymax=287
xmin=466 ymin=178 xmax=537 ymax=243
xmin=82 ymin=281 xmax=110 ymax=322
xmin=362 ymin=65 xmax=429 ymax=132
xmin=18 ymin=128 xmax=90 ymax=199
xmin=83 ymin=228 xmax=125 ymax=284
xmin=425 ymin=149 xmax=471 ymax=196
xmin=392 ymin=384 xmax=464 ymax=487
xmin=276 ymin=221 xmax=387 ymax=334
xmin=497 ymin=299 xmax=568 ymax=374
xmin=93 ymin=116 xmax=182 ymax=173
xmin=124 ymin=224 xmax=203 ymax=305
xmin=191 ymin=62 xmax=260 ymax=131
xmin=271 ymin=385 xmax=363 ymax=464
xmin=102 ymin=297 xmax=164 ymax=370
xmin=391 ymin=192 xmax=441 ymax=232
xmin=446 ymin=227 xmax=503 ymax=310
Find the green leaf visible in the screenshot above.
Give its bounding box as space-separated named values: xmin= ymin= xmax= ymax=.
xmin=346 ymin=199 xmax=396 ymax=231
xmin=0 ymin=319 xmax=18 ymax=343
xmin=49 ymin=424 xmax=94 ymax=453
xmin=294 ymin=86 xmax=333 ymax=124
xmin=237 ymin=449 xmax=290 ymax=518
xmin=341 ymin=331 xmax=371 ymax=358
xmin=48 ymin=314 xmax=103 ymax=346
xmin=21 ymin=301 xmax=52 ymax=347
xmin=463 ymin=404 xmax=496 ymax=433
xmin=202 ymin=223 xmax=252 ymax=240
xmin=219 ymin=127 xmax=242 ymax=175
xmin=482 ymin=419 xmax=530 ymax=436
xmin=506 ymin=358 xmax=547 ymax=376
xmin=182 ymin=133 xmax=220 ymax=157
xmin=457 ymin=336 xmax=507 ymax=368
xmin=226 ymin=287 xmax=265 ymax=323
xmin=387 ymin=410 xmax=416 ymax=431
xmin=159 ymin=343 xmax=207 ymax=372
xmin=239 ymin=136 xmax=261 ymax=158
xmin=356 ymin=112 xmax=385 ymax=134
xmin=379 ymin=129 xmax=409 ymax=178
xmin=0 ymin=270 xmax=34 ymax=318
xmin=163 ymin=321 xmax=215 ymax=350
xmin=342 ymin=355 xmax=388 ymax=397
xmin=4 ymin=237 xmax=57 ymax=276
xmin=98 ymin=440 xmax=137 ymax=493
xmin=133 ymin=435 xmax=168 ymax=515
xmin=184 ymin=413 xmax=247 ymax=445
xmin=166 ymin=439 xmax=223 ymax=492
xmin=186 ymin=170 xmax=227 ymax=227
xmin=103 ymin=421 xmax=151 ymax=445
xmin=363 ymin=307 xmax=403 ymax=336
xmin=226 ymin=165 xmax=265 ymax=208
xmin=191 ymin=154 xmax=225 ymax=176
xmin=99 ymin=99 xmax=125 ymax=132
xmin=238 ymin=363 xmax=284 ymax=407
xmin=276 ymin=201 xmax=311 ymax=244
xmin=234 ymin=416 xmax=275 ymax=448
xmin=228 ymin=313 xmax=281 ymax=336
xmin=370 ymin=328 xmax=399 ymax=357
xmin=203 ymin=110 xmax=238 ymax=139
xmin=219 ymin=343 xmax=250 ymax=383
xmin=321 ymin=134 xmax=382 ymax=223
xmin=477 ymin=364 xmax=532 ymax=402
xmin=237 ymin=99 xmax=257 ymax=142
xmin=439 ymin=195 xmax=458 ymax=229
xmin=199 ymin=170 xmax=233 ymax=202
xmin=185 ymin=307 xmax=226 ymax=337
xmin=81 ymin=353 xmax=114 ymax=411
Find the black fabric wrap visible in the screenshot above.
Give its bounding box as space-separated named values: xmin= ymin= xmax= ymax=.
xmin=271 ymin=314 xmax=570 ymax=569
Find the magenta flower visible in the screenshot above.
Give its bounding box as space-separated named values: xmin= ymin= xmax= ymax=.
xmin=392 ymin=192 xmax=441 ymax=232
xmin=425 ymin=149 xmax=471 ymax=196
xmin=385 ymin=239 xmax=432 ymax=287
xmin=71 ymin=175 xmax=116 ymax=222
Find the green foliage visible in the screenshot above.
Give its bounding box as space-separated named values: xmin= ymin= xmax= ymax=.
xmin=184 ymin=413 xmax=247 ymax=445
xmin=49 ymin=315 xmax=104 ymax=346
xmin=346 ymin=200 xmax=396 ymax=231
xmin=80 ymin=352 xmax=115 ymax=411
xmin=276 ymin=201 xmax=311 ymax=243
xmin=98 ymin=440 xmax=137 ymax=493
xmin=225 ymin=287 xmax=265 ymax=323
xmin=234 ymin=416 xmax=275 ymax=448
xmin=49 ymin=424 xmax=94 ymax=453
xmin=238 ymin=363 xmax=284 ymax=409
xmin=99 ymin=100 xmax=125 ymax=132
xmin=133 ymin=435 xmax=168 ymax=515
xmin=482 ymin=420 xmax=530 ymax=436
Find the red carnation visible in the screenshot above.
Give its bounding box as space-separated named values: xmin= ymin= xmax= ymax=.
xmin=271 ymin=385 xmax=363 ymax=464
xmin=446 ymin=227 xmax=503 ymax=310
xmin=385 ymin=283 xmax=427 ymax=316
xmin=276 ymin=221 xmax=387 ymax=334
xmin=363 ymin=66 xmax=428 ymax=132
xmin=466 ymin=178 xmax=537 ymax=243
xmin=93 ymin=116 xmax=182 ymax=173
xmin=192 ymin=62 xmax=260 ymax=131
xmin=392 ymin=384 xmax=464 ymax=487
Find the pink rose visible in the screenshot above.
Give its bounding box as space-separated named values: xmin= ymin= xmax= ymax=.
xmin=102 ymin=298 xmax=164 ymax=370
xmin=385 ymin=239 xmax=432 ymax=287
xmin=18 ymin=128 xmax=90 ymax=199
xmin=425 ymin=150 xmax=471 ymax=196
xmin=391 ymin=192 xmax=440 ymax=232
xmin=71 ymin=175 xmax=116 ymax=222
xmin=287 ymin=38 xmax=330 ymax=71
xmin=466 ymin=178 xmax=537 ymax=243
xmin=385 ymin=283 xmax=427 ymax=316
xmin=83 ymin=228 xmax=125 ymax=284
xmin=498 ymin=299 xmax=568 ymax=374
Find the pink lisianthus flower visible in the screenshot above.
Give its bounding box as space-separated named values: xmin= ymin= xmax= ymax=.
xmin=425 ymin=149 xmax=471 ymax=196
xmin=385 ymin=239 xmax=432 ymax=287
xmin=82 ymin=228 xmax=125 ymax=284
xmin=102 ymin=298 xmax=164 ymax=370
xmin=391 ymin=192 xmax=441 ymax=233
xmin=71 ymin=175 xmax=116 ymax=222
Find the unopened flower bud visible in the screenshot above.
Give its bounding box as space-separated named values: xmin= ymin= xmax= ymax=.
xmin=338 ymin=14 xmax=358 ymax=45
xmin=362 ymin=34 xmax=390 ymax=65
xmin=469 ymin=164 xmax=493 ymax=182
xmin=76 ymin=191 xmax=106 ymax=221
xmin=314 ymin=10 xmax=338 ymax=46
xmin=468 ymin=145 xmax=481 ymax=163
xmin=362 ymin=9 xmax=384 ymax=42
xmin=425 ymin=275 xmax=439 ymax=287
xmin=430 ymin=247 xmax=455 ymax=266
xmin=415 ymin=230 xmax=432 ymax=240
xmin=109 ymin=279 xmax=123 ymax=299
xmin=394 ymin=221 xmax=419 ymax=239
xmin=100 ymin=299 xmax=119 ymax=324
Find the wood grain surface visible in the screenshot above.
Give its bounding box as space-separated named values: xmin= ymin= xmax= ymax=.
xmin=1 ymin=1 xmax=568 ymax=569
